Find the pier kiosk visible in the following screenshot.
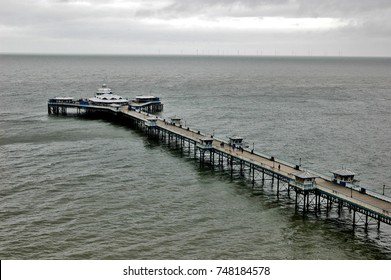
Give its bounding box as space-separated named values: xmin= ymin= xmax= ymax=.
xmin=198 ymin=137 xmax=214 ymax=150
xmin=293 ymin=171 xmax=318 ymax=190
xmin=228 ymin=136 xmax=244 ymax=148
xmin=331 ymin=168 xmax=363 ymax=193
xmin=145 ymin=117 xmax=158 ymax=137
xmin=169 ymin=115 xmax=182 ymax=126
xmin=197 ymin=137 xmax=214 ymax=166
xmin=145 ymin=117 xmax=158 ymax=127
xmin=331 ymin=169 xmax=356 ymax=186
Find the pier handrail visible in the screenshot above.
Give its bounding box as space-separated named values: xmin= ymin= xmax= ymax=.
xmin=316 ymin=182 xmax=391 ymax=217
xmin=364 ymin=189 xmax=391 ymax=203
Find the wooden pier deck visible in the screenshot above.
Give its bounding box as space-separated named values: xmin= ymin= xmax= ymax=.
xmin=48 ymin=100 xmax=391 ymax=231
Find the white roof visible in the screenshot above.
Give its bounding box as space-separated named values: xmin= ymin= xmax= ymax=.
xmin=54 ymin=97 xmax=74 ymax=100
xmin=89 ymin=94 xmax=128 ymax=104
xmin=294 ymin=171 xmax=318 ymax=179
xmin=136 ymin=95 xmax=156 ymax=99
xmin=229 ymin=135 xmax=243 ymax=140
xmin=331 ymin=169 xmax=356 ymax=176
xmin=200 ymin=137 xmax=213 ymax=142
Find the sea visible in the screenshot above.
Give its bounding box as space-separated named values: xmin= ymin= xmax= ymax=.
xmin=0 ymin=54 xmax=391 ymax=259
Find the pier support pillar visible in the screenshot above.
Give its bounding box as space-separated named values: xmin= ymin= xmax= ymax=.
xmin=230 ymin=156 xmax=233 ymax=178
xmin=365 ymin=214 xmax=369 ymax=231
xmin=303 ymin=193 xmax=306 ymax=216
xmin=252 ymin=165 xmax=255 ymax=187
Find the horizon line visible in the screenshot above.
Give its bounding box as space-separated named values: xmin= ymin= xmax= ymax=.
xmin=1 ymin=52 xmax=390 ymax=59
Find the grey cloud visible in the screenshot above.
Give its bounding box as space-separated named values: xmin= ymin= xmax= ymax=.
xmin=1 ymin=0 xmax=391 ymax=55
xmin=144 ymin=0 xmax=293 ymax=18
xmin=296 ymin=0 xmax=391 ymax=17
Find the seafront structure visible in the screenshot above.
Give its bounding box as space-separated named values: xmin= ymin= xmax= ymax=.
xmin=47 ymin=95 xmax=391 ymax=233
xmin=48 ymin=84 xmax=163 ymax=115
xmin=128 ymin=95 xmax=163 ymax=113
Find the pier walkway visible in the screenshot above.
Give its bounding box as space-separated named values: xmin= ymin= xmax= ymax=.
xmin=48 ymin=101 xmax=391 ymax=231
xmin=120 ymin=107 xmax=391 ymax=229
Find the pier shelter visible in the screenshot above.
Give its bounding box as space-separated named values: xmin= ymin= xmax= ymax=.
xmin=128 ymin=95 xmax=163 ymax=113
xmin=293 ymin=171 xmax=317 ymax=190
xmin=229 ymin=136 xmax=244 ymax=148
xmin=135 ymin=95 xmax=160 ymax=103
xmin=169 ymin=115 xmax=182 ymax=126
xmin=198 ymin=137 xmax=214 ymax=150
xmin=145 ymin=117 xmax=158 ymax=127
xmin=331 ymin=169 xmax=356 ymax=186
xmin=49 ymin=97 xmax=75 ymax=103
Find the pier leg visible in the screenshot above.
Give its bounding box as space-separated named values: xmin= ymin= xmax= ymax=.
xmin=326 ymin=198 xmax=329 ymax=213
xmin=252 ymin=166 xmax=255 ymax=187
xmin=338 ymin=201 xmax=343 ymax=217
xmin=365 ymin=214 xmax=369 ymax=231
xmin=306 ymin=192 xmax=310 ymax=212
xmin=271 ymin=175 xmax=274 ymax=189
xmin=317 ymin=194 xmax=321 ymax=213
xmin=194 ymin=143 xmax=197 ymax=158
xmin=303 ymin=192 xmax=307 ymax=216
xmin=230 ymin=157 xmax=233 ymax=178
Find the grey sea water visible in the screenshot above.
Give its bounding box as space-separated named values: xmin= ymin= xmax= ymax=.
xmin=0 ymin=54 xmax=391 ymax=259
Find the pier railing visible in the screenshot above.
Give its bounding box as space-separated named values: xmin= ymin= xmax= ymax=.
xmin=316 ymin=182 xmax=391 ymax=217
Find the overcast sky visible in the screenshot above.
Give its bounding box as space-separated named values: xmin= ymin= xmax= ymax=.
xmin=1 ymin=0 xmax=391 ymax=56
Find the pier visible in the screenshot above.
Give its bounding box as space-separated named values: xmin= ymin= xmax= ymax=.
xmin=48 ymin=100 xmax=391 ymax=232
